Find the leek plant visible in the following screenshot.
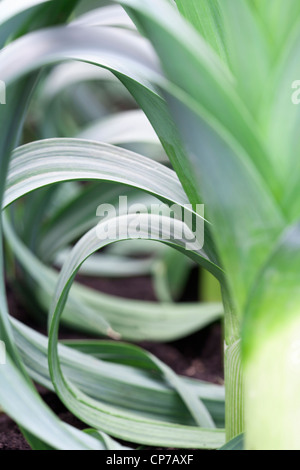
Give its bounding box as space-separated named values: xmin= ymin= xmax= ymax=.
xmin=0 ymin=0 xmax=299 ymax=451
xmin=0 ymin=0 xmax=225 ymax=451
xmin=120 ymin=0 xmax=300 ymax=450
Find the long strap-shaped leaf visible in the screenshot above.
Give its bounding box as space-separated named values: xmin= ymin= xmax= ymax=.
xmin=47 ymin=214 xmax=225 ymax=448
xmin=71 ymin=4 xmax=135 ymax=29
xmin=120 ymin=0 xmax=286 ymax=315
xmin=78 ymin=109 xmax=160 ymax=146
xmin=248 ymin=0 xmax=300 ymax=56
xmin=174 ymin=0 xmax=227 ymax=62
xmin=0 ymin=356 xmax=113 ymax=450
xmin=263 ymin=24 xmax=300 ymax=218
xmin=217 ymin=0 xmax=270 ymax=117
xmin=12 ymin=317 xmax=225 ymax=428
xmin=3 ymin=214 xmax=222 ymax=341
xmin=0 ymin=0 xmax=50 ymax=47
xmin=161 ymin=88 xmax=285 ymax=312
xmin=121 ymin=0 xmax=280 ymax=197
xmin=5 ymin=138 xmax=221 ymax=279
xmin=5 ymin=139 xmax=185 ymax=206
xmin=0 ymin=23 xmax=202 ymax=206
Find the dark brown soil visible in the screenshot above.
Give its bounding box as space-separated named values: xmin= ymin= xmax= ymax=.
xmin=0 ymin=419 xmax=31 ymax=451
xmin=1 ymin=269 xmax=223 ymax=450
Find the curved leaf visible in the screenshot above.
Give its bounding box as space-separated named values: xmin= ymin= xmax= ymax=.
xmin=47 ymin=213 xmax=226 ymax=447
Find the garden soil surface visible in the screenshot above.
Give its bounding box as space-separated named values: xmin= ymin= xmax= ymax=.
xmin=0 ymin=269 xmax=223 ymax=450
